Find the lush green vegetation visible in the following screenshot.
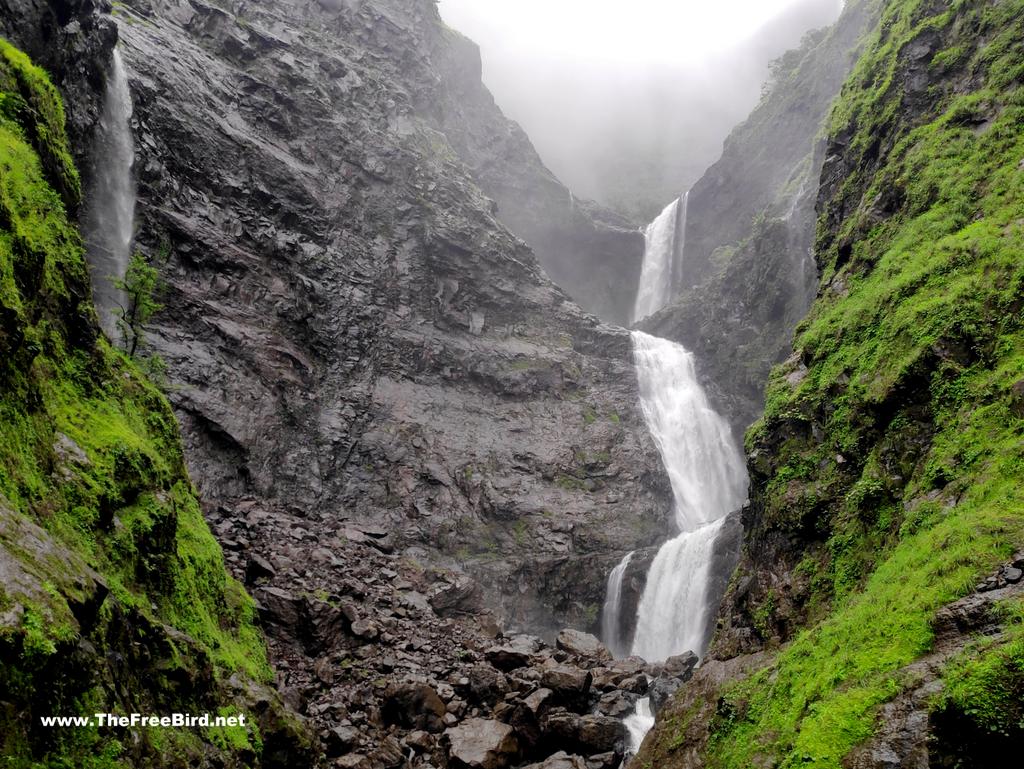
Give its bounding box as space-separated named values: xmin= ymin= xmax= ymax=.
xmin=652 ymin=0 xmax=1024 ymax=766
xmin=936 ymin=600 xmax=1024 ymax=740
xmin=0 ymin=39 xmax=273 ymax=766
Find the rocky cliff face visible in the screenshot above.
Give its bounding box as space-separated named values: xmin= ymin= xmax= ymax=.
xmin=423 ymin=26 xmax=645 ymax=326
xmin=111 ymin=0 xmax=670 ymax=639
xmin=637 ymin=0 xmax=1024 ymax=765
xmin=6 ymin=3 xmax=679 ymax=765
xmin=0 ymin=28 xmax=311 ymax=767
xmin=643 ymin=0 xmax=876 ymax=435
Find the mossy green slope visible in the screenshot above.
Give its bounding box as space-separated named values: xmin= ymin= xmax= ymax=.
xmin=640 ymin=0 xmax=1024 ymax=767
xmin=0 ymin=39 xmax=299 ymax=767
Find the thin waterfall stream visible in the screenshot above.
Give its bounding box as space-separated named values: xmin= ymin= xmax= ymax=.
xmin=601 ymin=551 xmax=634 ymax=659
xmin=632 ymin=192 xmax=687 ymax=324
xmin=84 ymin=48 xmax=136 ymax=340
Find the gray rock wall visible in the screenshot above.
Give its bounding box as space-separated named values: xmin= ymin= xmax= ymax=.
xmin=112 ymin=0 xmax=672 ymax=635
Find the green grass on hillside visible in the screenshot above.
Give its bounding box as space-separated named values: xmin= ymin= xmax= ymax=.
xmin=689 ymin=1 xmax=1024 ymax=766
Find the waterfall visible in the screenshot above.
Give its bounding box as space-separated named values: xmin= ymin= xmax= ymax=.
xmin=784 ymin=176 xmax=819 ymax=310
xmin=601 ymin=551 xmax=633 ymax=658
xmin=632 ymin=331 xmax=747 ymax=535
xmin=85 ymin=49 xmax=136 ymax=341
xmin=613 ymin=331 xmax=748 ymax=755
xmin=631 ymin=517 xmax=728 ymax=661
xmin=631 ymin=192 xmax=687 ymax=324
xmin=629 ymin=330 xmax=747 ymax=659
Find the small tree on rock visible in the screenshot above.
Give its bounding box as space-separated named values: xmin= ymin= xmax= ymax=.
xmin=113 ymin=246 xmax=165 ymax=359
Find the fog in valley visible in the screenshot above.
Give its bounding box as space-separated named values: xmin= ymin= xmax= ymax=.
xmin=439 ymin=0 xmax=843 ymax=220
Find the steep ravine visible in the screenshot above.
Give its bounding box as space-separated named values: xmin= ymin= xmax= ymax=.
xmin=5 ymin=0 xmax=1022 ymax=767
xmin=637 ymin=0 xmax=1024 ymax=766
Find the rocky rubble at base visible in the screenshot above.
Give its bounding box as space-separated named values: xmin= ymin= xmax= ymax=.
xmin=211 ymin=501 xmax=700 ymax=768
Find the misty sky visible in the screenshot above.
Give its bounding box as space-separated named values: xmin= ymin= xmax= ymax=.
xmin=439 ymin=0 xmax=843 ymax=219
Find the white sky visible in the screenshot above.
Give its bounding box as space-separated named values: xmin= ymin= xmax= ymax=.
xmin=438 ymin=0 xmax=836 ymax=68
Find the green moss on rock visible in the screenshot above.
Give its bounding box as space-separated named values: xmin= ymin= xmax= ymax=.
xmin=0 ymin=39 xmax=304 ymax=768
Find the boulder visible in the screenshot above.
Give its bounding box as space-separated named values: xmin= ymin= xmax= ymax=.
xmin=522 ymin=687 xmax=554 ymax=717
xmin=540 ymin=711 xmax=625 ymax=756
xmin=382 ymin=681 xmax=447 ymax=732
xmin=539 ymin=710 xmax=582 ymax=746
xmin=663 ymin=650 xmax=699 ymax=679
xmin=325 ymin=724 xmax=359 ymax=756
xmin=555 ymin=629 xmax=612 ymax=663
xmin=585 ymin=753 xmax=619 ymax=769
xmin=406 ymin=730 xmax=434 ymax=753
xmin=522 ymin=752 xmax=588 ymax=769
xmin=540 ymin=664 xmax=592 ymax=703
xmin=591 ymin=664 xmax=648 ymax=692
xmin=430 ymin=574 xmax=485 ymax=616
xmin=595 ymin=690 xmax=636 ymax=718
xmin=350 ymin=618 xmax=380 ymax=640
xmin=461 ymin=664 xmax=510 ymax=706
xmin=648 ymin=676 xmax=682 ymax=716
xmin=445 ymin=718 xmax=519 ymax=769
xmin=485 ymin=634 xmax=542 ymax=671
xmin=245 ymin=553 xmax=276 ymax=583
xmin=254 ymin=586 xmax=303 ymax=628
xmin=371 ymin=736 xmax=405 ymax=768
xmin=609 ymin=656 xmax=649 ymax=676
xmin=577 ymin=714 xmax=625 ymax=753
xmin=492 ymin=699 xmax=541 ymax=751
xmin=617 ymin=674 xmax=649 ymax=695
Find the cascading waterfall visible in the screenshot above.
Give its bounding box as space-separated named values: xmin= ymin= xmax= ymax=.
xmin=84 ymin=48 xmax=136 ymax=340
xmin=629 ymin=331 xmax=747 ymax=659
xmin=617 ymin=331 xmax=749 ymax=755
xmin=631 ymin=517 xmax=729 ymax=662
xmin=601 ymin=551 xmax=633 ymax=658
xmin=631 ymin=193 xmax=688 ymax=324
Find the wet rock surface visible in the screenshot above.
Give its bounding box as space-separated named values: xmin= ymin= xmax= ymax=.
xmin=114 ymin=0 xmax=672 ymax=637
xmin=425 ymin=27 xmax=645 ymax=325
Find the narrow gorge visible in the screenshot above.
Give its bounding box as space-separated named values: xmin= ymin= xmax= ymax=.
xmin=1 ymin=1 xmax=1022 ymax=768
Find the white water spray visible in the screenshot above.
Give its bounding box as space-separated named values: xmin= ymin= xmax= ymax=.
xmin=632 ymin=193 xmax=687 ymax=323
xmin=631 ymin=517 xmax=729 ymax=662
xmin=632 ymin=332 xmax=747 ymax=535
xmin=601 ymin=551 xmax=633 ymax=658
xmin=85 ymin=49 xmax=136 ymax=340
xmin=624 ymin=697 xmax=655 ymax=755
